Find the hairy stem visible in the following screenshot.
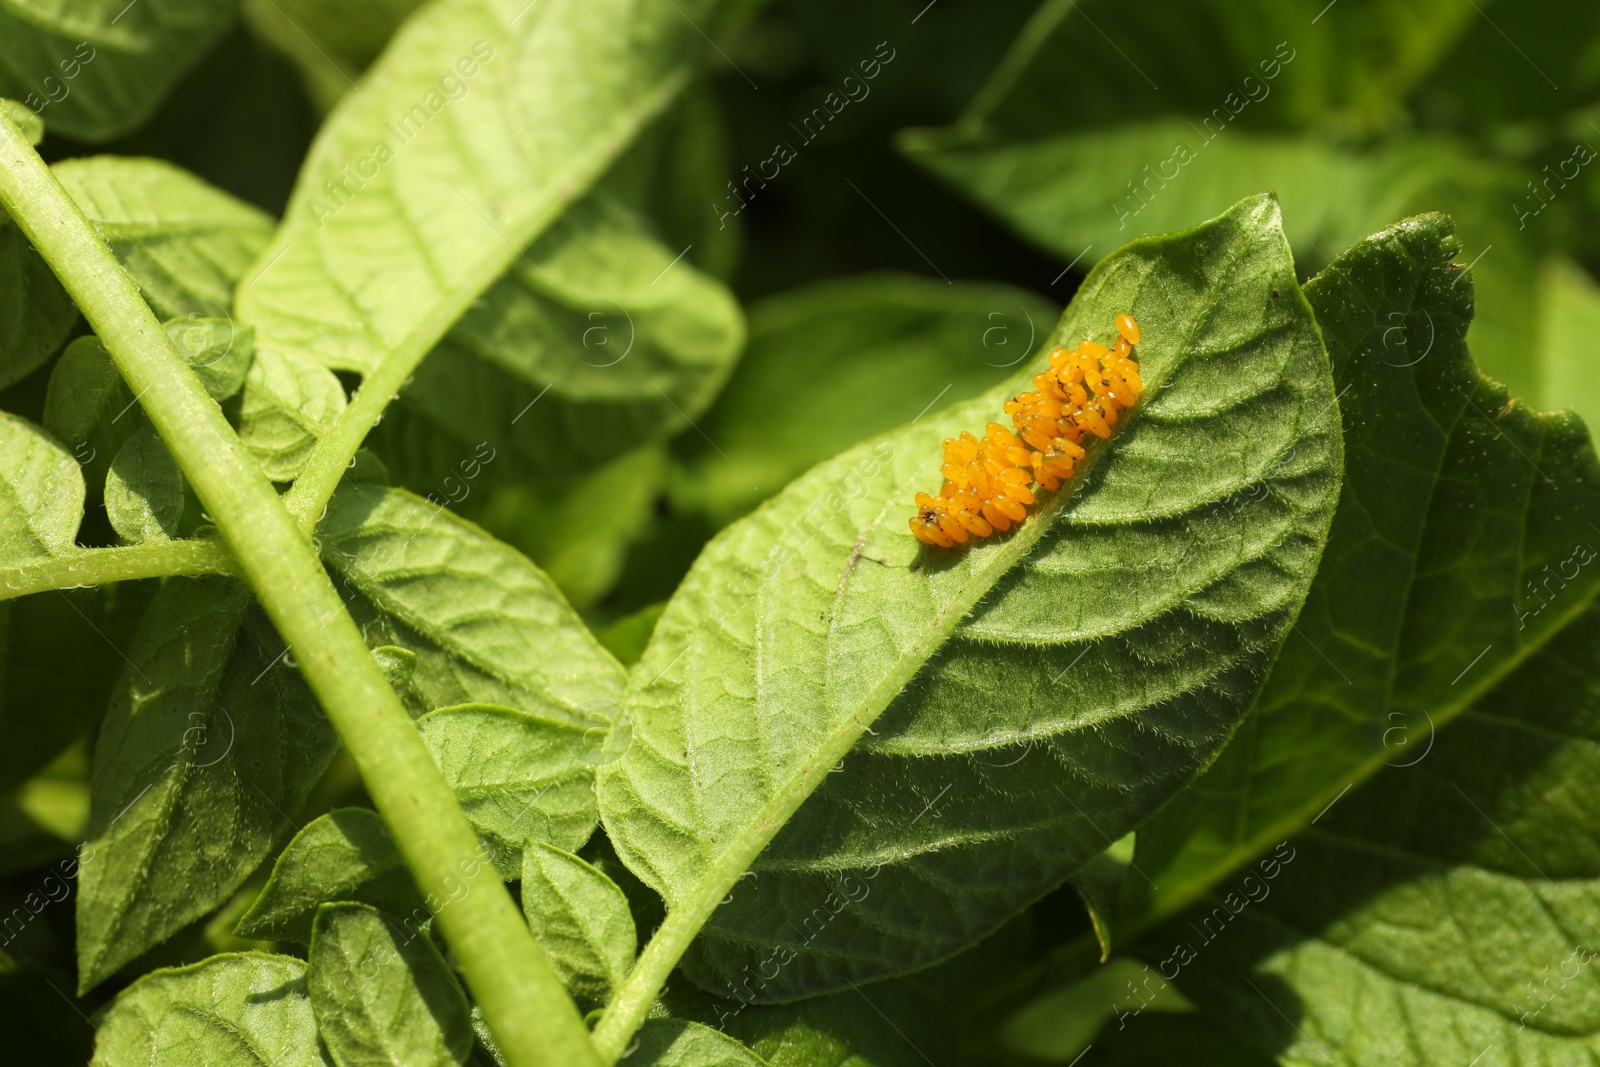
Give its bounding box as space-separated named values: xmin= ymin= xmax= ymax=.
xmin=0 ymin=116 xmax=599 ymax=1067
xmin=0 ymin=538 xmax=236 ymax=601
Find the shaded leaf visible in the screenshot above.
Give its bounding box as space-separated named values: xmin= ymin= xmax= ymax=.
xmin=91 ymin=952 xmax=330 ymax=1067
xmin=599 ymin=195 xmax=1342 ymax=999
xmin=237 ymin=808 xmax=424 ymax=944
xmin=77 ymin=578 xmax=339 ymax=991
xmin=0 ymin=214 xmax=76 ymax=391
xmin=104 ymin=429 xmax=184 ymax=543
xmin=0 ymin=4 xmax=234 ymax=142
xmin=0 ymin=413 xmax=83 ymax=561
xmin=309 ymin=901 xmax=472 ymax=1067
xmin=520 ymin=841 xmax=635 ymax=1005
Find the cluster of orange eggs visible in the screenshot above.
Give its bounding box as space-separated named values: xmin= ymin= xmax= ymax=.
xmin=910 ymin=313 xmax=1143 ymax=547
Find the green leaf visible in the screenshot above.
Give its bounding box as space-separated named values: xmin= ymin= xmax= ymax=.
xmin=43 ymin=336 xmax=126 ymax=451
xmin=91 ymin=952 xmax=331 ymax=1067
xmin=241 ymin=0 xmax=422 ymax=110
xmin=309 ymin=901 xmax=473 ymax=1067
xmin=237 ymin=808 xmax=425 ymax=944
xmin=374 ymin=193 xmax=744 ymax=490
xmin=233 ymin=0 xmax=739 ymax=424
xmin=1128 ymin=214 xmax=1600 ymax=939
xmin=674 ymin=273 xmax=1059 ymax=525
xmin=0 ymin=413 xmax=83 ymax=561
xmin=165 ymin=316 xmax=255 ymax=401
xmin=595 ymin=603 xmax=665 ymax=668
xmin=417 ymin=704 xmax=597 ymax=879
xmin=0 ymin=206 xmax=77 ymax=390
xmin=54 ymin=157 xmax=275 ymax=318
xmin=1145 ymin=601 xmax=1600 ymax=1065
xmin=632 ymin=1020 xmax=769 ymax=1067
xmin=318 ymin=484 xmax=626 ymax=726
xmin=237 ymin=346 xmax=348 ymax=482
xmin=0 ymin=5 xmax=234 ymax=142
xmin=520 ymin=841 xmax=635 ymax=1005
xmin=599 ymin=194 xmax=1343 ymax=999
xmin=77 ymin=578 xmax=339 ymax=992
xmin=104 ymin=429 xmax=184 ymax=543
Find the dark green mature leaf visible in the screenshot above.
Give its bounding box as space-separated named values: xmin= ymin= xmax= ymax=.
xmin=92 ymin=953 xmax=331 ymax=1066
xmin=1141 ymin=601 xmax=1600 ymax=1065
xmin=236 ymin=808 xmax=424 ymax=943
xmin=309 ymin=902 xmax=473 ymax=1067
xmin=520 ymin=841 xmax=635 ymax=1005
xmin=674 ymin=273 xmax=1059 ymax=525
xmin=55 ymin=157 xmax=274 ymax=319
xmin=0 ymin=413 xmax=83 ymax=561
xmin=77 ymin=578 xmax=339 ymax=991
xmin=418 ymin=705 xmax=597 ymax=879
xmin=1128 ymin=214 xmax=1600 ymax=940
xmin=600 ymin=195 xmax=1342 ymax=999
xmin=233 ymin=0 xmax=740 ymax=417
xmin=0 ymin=2 xmax=234 ymax=142
xmin=104 ymin=429 xmax=184 ymax=543
xmin=373 ymin=194 xmax=744 ymax=489
xmin=318 ymin=485 xmax=627 ymax=726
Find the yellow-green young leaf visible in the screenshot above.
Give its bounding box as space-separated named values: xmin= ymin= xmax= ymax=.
xmin=104 ymin=429 xmax=183 ymax=543
xmin=309 ymin=902 xmax=472 ymax=1067
xmin=1148 ymin=599 xmax=1600 ymax=1066
xmin=233 ymin=0 xmax=742 ymax=419
xmin=417 ymin=705 xmax=597 ymax=879
xmin=599 ymin=194 xmax=1343 ymax=1000
xmin=370 ymin=194 xmax=744 ymax=488
xmin=318 ymin=485 xmax=626 ymax=725
xmin=674 ymin=273 xmax=1060 ymax=525
xmin=54 ymin=158 xmax=274 ymax=318
xmin=238 ymin=346 xmax=347 ymax=482
xmin=77 ymin=579 xmax=339 ymax=992
xmin=1128 ymin=215 xmax=1600 ymax=939
xmin=164 ymin=316 xmax=255 ymax=401
xmin=520 ymin=842 xmax=636 ymax=1005
xmin=236 ymin=808 xmax=425 ymax=944
xmin=91 ymin=953 xmax=331 ymax=1067
xmin=0 ymin=5 xmax=233 ymax=142
xmin=0 ymin=413 xmax=82 ymax=562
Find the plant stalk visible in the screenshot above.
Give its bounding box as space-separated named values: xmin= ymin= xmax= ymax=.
xmin=0 ymin=115 xmax=599 ymax=1067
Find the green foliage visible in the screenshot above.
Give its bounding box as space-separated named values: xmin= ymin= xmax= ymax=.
xmin=4 ymin=4 xmax=1600 ymax=1066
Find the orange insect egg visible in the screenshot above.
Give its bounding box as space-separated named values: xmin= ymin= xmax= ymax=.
xmin=908 ymin=313 xmax=1145 ymax=547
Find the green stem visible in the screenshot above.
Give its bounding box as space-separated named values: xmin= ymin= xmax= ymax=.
xmin=0 ymin=538 xmax=236 ymax=601
xmin=0 ymin=116 xmax=599 ymax=1067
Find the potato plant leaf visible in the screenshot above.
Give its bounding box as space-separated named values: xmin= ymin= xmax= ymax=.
xmin=236 ymin=808 xmax=424 ymax=944
xmin=0 ymin=413 xmax=83 ymax=561
xmin=599 ymin=194 xmax=1344 ymax=999
xmin=238 ymin=347 xmax=347 ymax=482
xmin=318 ymin=485 xmax=626 ymax=726
xmin=1151 ymin=601 xmax=1600 ymax=1064
xmin=0 ymin=215 xmax=76 ymax=391
xmin=77 ymin=579 xmax=339 ymax=991
xmin=164 ymin=317 xmax=255 ymax=401
xmin=417 ymin=705 xmax=597 ymax=879
xmin=309 ymin=902 xmax=473 ymax=1067
xmin=1128 ymin=214 xmax=1600 ymax=936
xmin=0 ymin=2 xmax=234 ymax=142
xmin=104 ymin=429 xmax=184 ymax=543
xmin=91 ymin=953 xmax=330 ymax=1067
xmin=372 ymin=194 xmax=744 ymax=489
xmin=632 ymin=1020 xmax=769 ymax=1067
xmin=233 ymin=0 xmax=738 ymax=417
xmin=520 ymin=841 xmax=636 ymax=1006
